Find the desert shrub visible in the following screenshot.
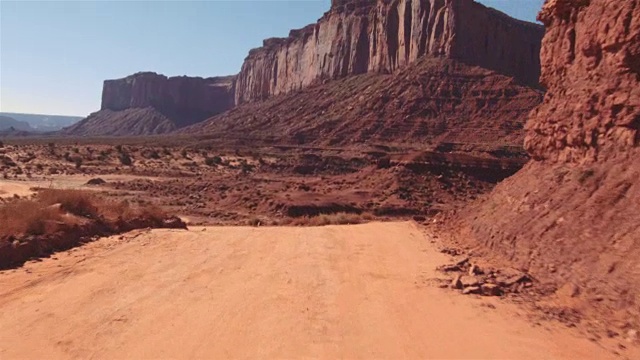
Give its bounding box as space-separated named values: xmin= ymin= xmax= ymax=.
xmin=74 ymin=157 xmax=83 ymax=169
xmin=578 ymin=169 xmax=595 ymax=184
xmin=37 ymin=189 xmax=100 ymax=218
xmin=144 ymin=149 xmax=160 ymax=159
xmin=0 ymin=155 xmax=17 ymax=167
xmin=0 ymin=200 xmax=64 ymax=237
xmin=119 ymin=152 xmax=133 ymax=166
xmin=73 ymin=147 xmax=79 ymax=154
xmin=181 ymin=149 xmax=188 ymax=159
xmin=204 ymin=156 xmax=222 ymax=167
xmin=290 ymin=212 xmax=369 ymax=226
xmin=115 ymin=144 xmax=123 ymax=153
xmin=0 ymin=189 xmax=171 ymax=240
xmin=246 ymin=217 xmax=262 ymax=226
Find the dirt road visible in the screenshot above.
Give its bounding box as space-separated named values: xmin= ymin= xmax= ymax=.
xmin=0 ymin=222 xmax=619 ymax=359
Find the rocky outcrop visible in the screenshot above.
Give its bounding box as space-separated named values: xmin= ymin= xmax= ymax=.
xmin=101 ymin=72 xmax=236 ymax=126
xmin=525 ymin=0 xmax=640 ymax=162
xmin=64 ymin=73 xmax=236 ymax=136
xmin=234 ymin=0 xmax=543 ymax=104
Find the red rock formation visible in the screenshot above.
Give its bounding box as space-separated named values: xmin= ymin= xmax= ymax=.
xmin=234 ymin=0 xmax=543 ymax=104
xmin=101 ymin=72 xmax=236 ymax=126
xmin=453 ymin=0 xmax=640 ymax=337
xmin=184 ymin=57 xmax=542 ymax=149
xmin=65 ymin=72 xmax=237 ymax=135
xmin=525 ymin=0 xmax=640 ymax=162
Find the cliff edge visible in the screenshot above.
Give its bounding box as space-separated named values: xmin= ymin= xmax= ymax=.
xmin=235 ymin=0 xmax=543 ymax=104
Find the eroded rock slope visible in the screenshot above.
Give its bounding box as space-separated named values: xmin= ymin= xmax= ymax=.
xmin=184 ymin=57 xmax=542 ymax=149
xmin=453 ymin=0 xmax=640 ymax=336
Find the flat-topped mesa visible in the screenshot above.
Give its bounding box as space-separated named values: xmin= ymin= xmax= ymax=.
xmin=101 ymin=72 xmax=236 ymax=122
xmin=234 ymin=0 xmax=544 ymax=104
xmin=525 ymin=0 xmax=640 ymax=162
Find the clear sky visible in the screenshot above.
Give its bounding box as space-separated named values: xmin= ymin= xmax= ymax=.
xmin=0 ymin=0 xmax=544 ymax=117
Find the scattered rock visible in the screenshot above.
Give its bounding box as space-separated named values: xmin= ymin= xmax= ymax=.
xmin=480 ymin=283 xmax=503 ymax=296
xmin=468 ymin=264 xmax=482 ymax=275
xmin=437 ymin=264 xmax=462 ymax=272
xmin=460 ymin=275 xmax=480 ymax=288
xmin=440 ymin=247 xmax=462 ymax=256
xmin=462 ymin=286 xmax=481 ymax=295
xmin=556 ymin=282 xmax=580 ymax=298
xmin=456 ymin=257 xmax=470 ymax=266
xmin=451 ymin=275 xmax=463 ymax=289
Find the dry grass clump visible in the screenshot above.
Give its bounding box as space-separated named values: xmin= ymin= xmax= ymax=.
xmin=289 ymin=212 xmax=374 ymax=226
xmin=0 ymin=189 xmax=169 ymax=239
xmin=0 ymin=200 xmax=65 ymax=237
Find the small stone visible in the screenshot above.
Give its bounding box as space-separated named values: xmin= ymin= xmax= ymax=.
xmin=460 ymin=275 xmax=480 ymax=288
xmin=469 ymin=264 xmax=482 ymax=275
xmin=451 ymin=275 xmax=462 ymax=289
xmin=480 ymin=283 xmax=503 ymax=296
xmin=438 ymin=264 xmax=461 ymax=272
xmin=456 ymin=257 xmax=470 ymax=266
xmin=627 ymin=329 xmax=638 ymax=343
xmin=606 ymin=329 xmax=619 ymax=338
xmin=462 ymin=286 xmax=481 ymax=295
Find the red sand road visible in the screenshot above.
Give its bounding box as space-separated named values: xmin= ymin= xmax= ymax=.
xmin=0 ymin=222 xmax=622 ymax=359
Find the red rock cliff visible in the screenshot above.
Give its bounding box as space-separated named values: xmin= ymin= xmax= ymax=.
xmin=455 ymin=0 xmax=640 ymax=336
xmin=234 ymin=0 xmax=543 ymax=104
xmin=101 ymin=72 xmax=236 ymax=126
xmin=525 ymin=0 xmax=640 ymax=162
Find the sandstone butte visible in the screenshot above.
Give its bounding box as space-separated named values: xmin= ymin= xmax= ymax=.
xmin=66 ymin=0 xmax=544 ymax=136
xmin=451 ymin=0 xmax=640 ymax=336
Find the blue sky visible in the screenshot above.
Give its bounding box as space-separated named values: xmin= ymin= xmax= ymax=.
xmin=0 ymin=0 xmax=544 ymax=116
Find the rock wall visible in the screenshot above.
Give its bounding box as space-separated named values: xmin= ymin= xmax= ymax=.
xmin=454 ymin=0 xmax=640 ymax=336
xmin=234 ymin=0 xmax=543 ymax=104
xmin=101 ymin=72 xmax=236 ymax=127
xmin=525 ymin=0 xmax=640 ymax=162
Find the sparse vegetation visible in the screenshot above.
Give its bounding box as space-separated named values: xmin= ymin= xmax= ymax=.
xmin=119 ymin=152 xmax=133 ymax=166
xmin=578 ymin=168 xmax=595 ymax=184
xmin=289 ymin=212 xmax=372 ymax=226
xmin=204 ymin=156 xmax=222 ymax=166
xmin=0 ymin=189 xmax=185 ymax=268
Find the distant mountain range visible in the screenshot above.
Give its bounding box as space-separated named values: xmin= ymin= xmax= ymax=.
xmin=0 ymin=112 xmax=83 ymax=132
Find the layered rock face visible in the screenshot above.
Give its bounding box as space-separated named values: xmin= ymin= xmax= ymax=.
xmin=234 ymin=0 xmax=543 ymax=104
xmin=525 ymin=0 xmax=640 ymax=162
xmin=101 ymin=72 xmax=236 ymax=126
xmin=64 ymin=73 xmax=236 ymax=135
